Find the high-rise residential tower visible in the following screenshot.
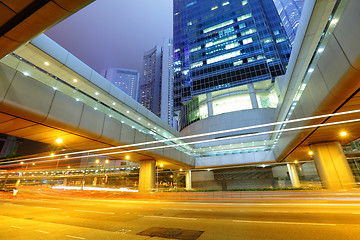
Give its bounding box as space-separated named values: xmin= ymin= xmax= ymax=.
xmin=138 ymin=39 xmax=176 ymax=128
xmin=173 ymin=0 xmax=292 ymax=130
xmin=273 ymin=0 xmax=304 ymax=45
xmin=102 ymin=68 xmax=139 ymax=100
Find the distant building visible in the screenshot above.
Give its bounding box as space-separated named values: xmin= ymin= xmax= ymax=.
xmin=273 ymin=0 xmax=304 ymax=45
xmin=138 ymin=39 xmax=176 ymax=128
xmin=139 ymin=45 xmax=162 ymax=117
xmin=102 ymin=68 xmax=139 ymax=100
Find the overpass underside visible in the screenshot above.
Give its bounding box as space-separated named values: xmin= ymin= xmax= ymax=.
xmin=0 ymin=0 xmax=95 ymax=59
xmin=0 ymin=59 xmax=193 ymax=166
xmin=273 ymin=0 xmax=360 ymax=190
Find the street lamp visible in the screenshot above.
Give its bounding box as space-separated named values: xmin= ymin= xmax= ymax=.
xmin=340 ymin=131 xmax=347 ymax=137
xmin=81 ymin=152 xmax=90 ymax=190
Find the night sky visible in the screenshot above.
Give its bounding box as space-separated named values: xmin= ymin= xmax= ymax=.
xmin=45 ymin=0 xmax=173 ymax=74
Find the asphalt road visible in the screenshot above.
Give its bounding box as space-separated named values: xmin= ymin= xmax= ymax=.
xmin=1 ymin=188 xmax=360 ymax=239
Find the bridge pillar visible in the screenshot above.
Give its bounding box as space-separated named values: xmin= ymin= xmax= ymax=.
xmin=287 ymin=164 xmax=300 ymax=188
xmin=310 ymin=142 xmax=356 ymax=190
xmin=186 ymin=170 xmax=192 ymax=190
xmin=139 ymin=160 xmax=155 ymax=192
xmin=206 ymin=93 xmax=213 ymax=117
xmin=93 ymin=177 xmax=97 ymax=186
xmin=15 ymin=179 xmax=21 ymax=186
xmin=0 ymin=135 xmax=17 ymax=158
xmin=248 ymin=83 xmax=258 ymax=109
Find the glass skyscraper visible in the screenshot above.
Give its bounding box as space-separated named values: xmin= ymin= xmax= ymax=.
xmin=273 ymin=0 xmax=304 ymax=45
xmin=173 ymin=0 xmax=292 ymax=129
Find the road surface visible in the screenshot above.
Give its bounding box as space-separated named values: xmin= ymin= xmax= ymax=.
xmin=1 ymin=187 xmax=360 ymax=239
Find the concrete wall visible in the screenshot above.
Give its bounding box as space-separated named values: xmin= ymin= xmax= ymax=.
xmin=181 ymin=108 xmax=276 ymax=148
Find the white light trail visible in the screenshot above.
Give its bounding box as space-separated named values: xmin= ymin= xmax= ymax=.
xmin=1 ymin=116 xmax=360 ymax=168
xmin=2 ymin=109 xmax=360 ymax=166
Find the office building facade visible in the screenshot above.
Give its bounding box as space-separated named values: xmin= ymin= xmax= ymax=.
xmin=102 ymin=68 xmax=139 ymax=100
xmin=273 ymin=0 xmax=304 ymax=45
xmin=173 ymin=0 xmax=292 ymax=130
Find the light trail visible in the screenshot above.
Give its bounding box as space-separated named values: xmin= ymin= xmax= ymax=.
xmin=1 ymin=116 xmax=360 ymax=168
xmin=0 ymin=109 xmax=359 ymax=166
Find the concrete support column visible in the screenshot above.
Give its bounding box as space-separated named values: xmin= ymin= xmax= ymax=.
xmin=63 ymin=178 xmax=67 ymax=186
xmin=206 ymin=93 xmax=213 ymax=117
xmin=93 ymin=177 xmax=97 ymax=186
xmin=0 ymin=136 xmax=17 ymax=158
xmin=139 ymin=160 xmax=156 ymax=192
xmin=247 ymin=83 xmax=258 ymax=109
xmin=287 ymin=163 xmax=300 ymax=188
xmin=185 ymin=170 xmax=192 ymax=190
xmin=15 ymin=179 xmax=20 ymax=186
xmin=310 ymin=142 xmax=356 ymax=190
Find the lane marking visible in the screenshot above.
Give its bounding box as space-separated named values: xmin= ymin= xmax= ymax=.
xmin=34 ymin=206 xmax=62 ymax=210
xmin=66 ymin=235 xmax=85 ymax=239
xmin=74 ymin=210 xmax=115 ymax=215
xmin=35 ymin=230 xmax=49 ymax=234
xmin=161 ymin=208 xmax=212 ymax=212
xmin=25 ymin=200 xmax=59 ymax=204
xmin=144 ymin=216 xmax=197 ymax=221
xmin=4 ymin=203 xmax=62 ymax=211
xmin=264 ymin=211 xmax=289 ymax=213
xmin=233 ymin=220 xmax=336 ymax=226
xmin=10 ymin=225 xmax=22 ymax=229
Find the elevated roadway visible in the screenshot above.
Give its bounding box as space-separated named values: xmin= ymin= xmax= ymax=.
xmin=0 ymin=35 xmax=194 ymax=171
xmin=0 ymin=0 xmax=95 ymax=59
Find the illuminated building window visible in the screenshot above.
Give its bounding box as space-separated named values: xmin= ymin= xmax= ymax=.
xmin=204 ymin=20 xmax=234 ymax=33
xmin=207 ymin=50 xmax=241 ymax=64
xmin=237 ymin=13 xmax=252 ymax=22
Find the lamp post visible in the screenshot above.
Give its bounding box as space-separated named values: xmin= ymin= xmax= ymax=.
xmin=156 ymin=166 xmax=159 ymax=191
xmin=54 ymin=138 xmax=63 ymax=177
xmin=105 ymin=159 xmax=109 ymax=185
xmin=81 ymin=152 xmax=89 ymax=190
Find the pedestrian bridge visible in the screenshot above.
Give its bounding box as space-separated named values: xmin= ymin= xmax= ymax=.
xmin=0 ymin=34 xmax=194 ymax=172
xmin=1 ymin=0 xmax=360 ymax=191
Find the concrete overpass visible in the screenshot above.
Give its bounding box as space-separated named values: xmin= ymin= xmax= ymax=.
xmin=272 ymin=0 xmax=360 ymax=190
xmin=0 ymin=0 xmax=95 ymax=59
xmin=0 ymin=34 xmax=194 ymax=191
xmin=1 ymin=0 xmax=360 ymax=191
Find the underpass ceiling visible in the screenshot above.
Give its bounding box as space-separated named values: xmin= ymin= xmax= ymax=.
xmin=0 ymin=0 xmax=95 ymax=59
xmin=280 ymin=82 xmax=360 ymax=163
